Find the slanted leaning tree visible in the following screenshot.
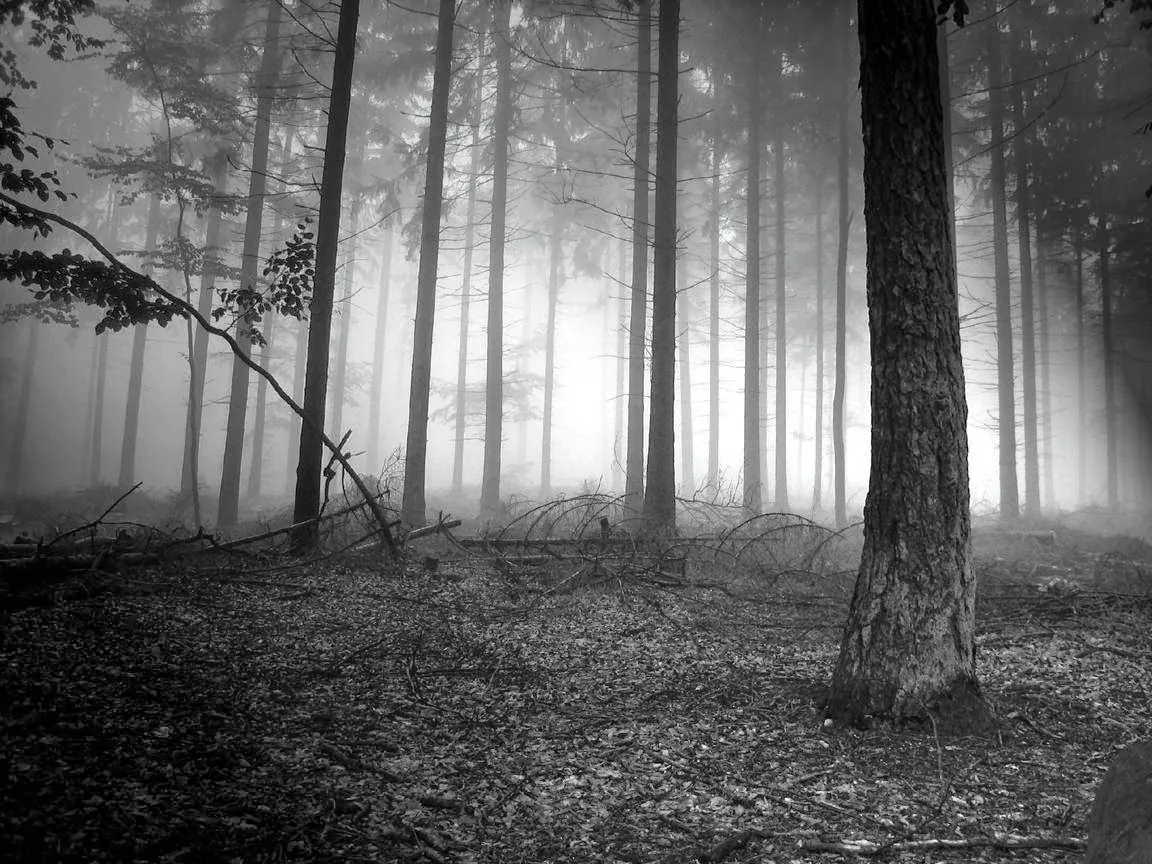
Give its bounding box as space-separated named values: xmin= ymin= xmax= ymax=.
xmin=827 ymin=0 xmax=990 ymax=728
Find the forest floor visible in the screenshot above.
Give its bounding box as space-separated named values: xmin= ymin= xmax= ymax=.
xmin=1 ymin=509 xmax=1150 ymax=863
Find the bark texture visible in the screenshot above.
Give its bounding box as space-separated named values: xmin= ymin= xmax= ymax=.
xmin=401 ymin=0 xmax=455 ymax=526
xmin=828 ymin=0 xmax=985 ymax=729
xmin=291 ymin=0 xmax=359 ymax=549
xmin=640 ymin=0 xmax=679 ymax=533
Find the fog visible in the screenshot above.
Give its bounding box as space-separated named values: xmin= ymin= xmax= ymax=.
xmin=1 ymin=0 xmax=1149 ymax=526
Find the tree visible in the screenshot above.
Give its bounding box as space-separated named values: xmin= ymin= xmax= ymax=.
xmin=292 ymin=0 xmax=360 ymax=550
xmin=742 ymin=5 xmax=764 ymax=514
xmin=401 ymin=0 xmax=455 ymax=527
xmin=832 ymin=4 xmax=852 ymax=529
xmin=479 ymin=0 xmax=513 ymax=517
xmin=985 ymin=17 xmax=1019 ymax=522
xmin=827 ymin=0 xmax=988 ymax=728
xmin=218 ymin=0 xmax=282 ymax=527
xmin=771 ymin=46 xmax=789 ymax=510
xmin=640 ymin=0 xmax=679 ymax=533
xmin=625 ymin=0 xmax=652 ymax=514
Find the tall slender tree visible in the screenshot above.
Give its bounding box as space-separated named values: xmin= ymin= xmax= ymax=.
xmin=401 ymin=0 xmax=456 ymax=526
xmin=641 ymin=0 xmax=680 ymax=533
xmin=218 ymin=0 xmax=282 ymax=526
xmin=986 ymin=18 xmax=1020 ymax=522
xmin=771 ymin=47 xmax=789 ymax=510
xmin=743 ymin=5 xmax=764 ymax=514
xmin=625 ymin=0 xmax=652 ymax=514
xmin=479 ymin=0 xmax=513 ymax=516
xmin=292 ymin=0 xmax=360 ymax=549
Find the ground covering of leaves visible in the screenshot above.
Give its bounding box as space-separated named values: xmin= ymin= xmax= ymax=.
xmin=1 ymin=526 xmax=1150 ymax=863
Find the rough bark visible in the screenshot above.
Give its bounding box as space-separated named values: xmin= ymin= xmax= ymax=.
xmin=401 ymin=0 xmax=455 ymax=526
xmin=479 ymin=0 xmax=513 ymax=517
xmin=291 ymin=0 xmax=359 ymax=549
xmin=640 ymin=0 xmax=679 ymax=533
xmin=625 ymin=0 xmax=652 ymax=515
xmin=218 ymin=0 xmax=282 ymax=526
xmin=986 ymin=20 xmax=1020 ymax=522
xmin=828 ymin=0 xmax=986 ymax=730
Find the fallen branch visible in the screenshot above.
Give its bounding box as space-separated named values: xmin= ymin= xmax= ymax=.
xmin=801 ymin=834 xmax=1085 ymax=856
xmin=0 ymin=192 xmax=398 ymax=559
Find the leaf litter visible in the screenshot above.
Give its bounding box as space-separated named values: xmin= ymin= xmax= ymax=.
xmin=0 ymin=529 xmax=1149 ymax=863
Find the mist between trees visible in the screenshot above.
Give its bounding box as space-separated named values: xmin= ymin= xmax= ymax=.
xmin=0 ymin=0 xmax=1149 ymax=528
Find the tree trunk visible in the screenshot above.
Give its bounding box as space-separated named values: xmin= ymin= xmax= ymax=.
xmin=828 ymin=0 xmax=984 ymax=729
xmin=247 ymin=313 xmax=274 ymax=500
xmin=368 ymin=223 xmax=393 ymax=472
xmin=218 ymin=0 xmax=282 ymax=526
xmin=677 ymin=254 xmax=694 ymax=494
xmin=772 ymin=49 xmax=789 ymax=510
xmin=743 ymin=12 xmax=763 ymax=515
xmin=90 ymin=329 xmax=109 ymax=486
xmin=401 ymin=0 xmax=455 ymax=527
xmin=330 ymin=137 xmax=365 ymax=443
xmin=614 ymin=240 xmax=627 ymax=491
xmin=708 ymin=85 xmax=722 ymax=492
xmin=833 ymin=17 xmax=852 ymax=530
xmin=181 ymin=149 xmax=229 ymax=498
xmin=640 ymin=0 xmax=679 ymax=533
xmin=119 ymin=193 xmax=162 ymax=489
xmin=479 ymin=0 xmax=513 ymax=516
xmin=986 ymin=20 xmax=1019 ymax=522
xmin=813 ymin=176 xmax=824 ymax=512
xmin=1036 ymin=239 xmax=1054 ymax=509
xmin=625 ymin=0 xmax=652 ymax=515
xmin=291 ymin=0 xmax=360 ymax=548
xmin=451 ymin=16 xmax=488 ymax=496
xmin=1010 ymin=33 xmax=1040 ymax=519
xmin=4 ymin=319 xmax=38 ymax=493
xmin=1075 ymin=235 xmax=1086 ymax=506
xmin=1098 ymin=215 xmax=1118 ymax=510
xmin=540 ymin=167 xmax=563 ymax=498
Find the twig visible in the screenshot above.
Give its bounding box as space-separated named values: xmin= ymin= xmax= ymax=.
xmin=45 ymin=482 xmax=143 ymax=551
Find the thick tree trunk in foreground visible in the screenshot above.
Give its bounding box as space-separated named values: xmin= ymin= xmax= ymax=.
xmin=292 ymin=0 xmax=359 ymax=549
xmin=219 ymin=0 xmax=281 ymax=526
xmin=625 ymin=0 xmax=652 ymax=515
xmin=828 ymin=0 xmax=986 ymax=729
xmin=479 ymin=0 xmax=513 ymax=517
xmin=401 ymin=0 xmax=455 ymax=527
xmin=640 ymin=0 xmax=679 ymax=533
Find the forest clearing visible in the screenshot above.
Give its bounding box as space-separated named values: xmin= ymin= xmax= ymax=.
xmin=1 ymin=496 xmax=1149 ymax=863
